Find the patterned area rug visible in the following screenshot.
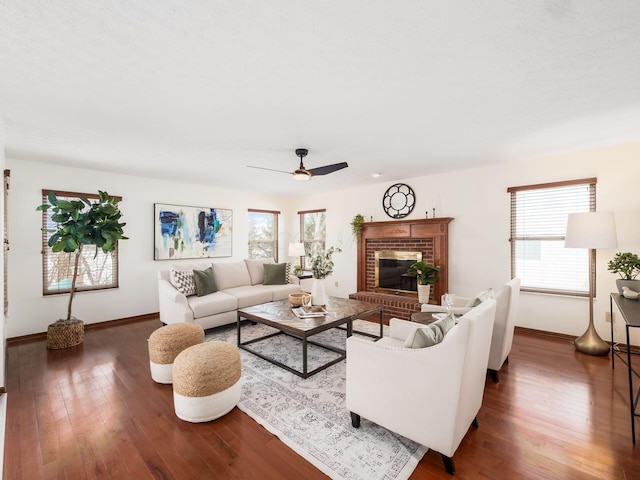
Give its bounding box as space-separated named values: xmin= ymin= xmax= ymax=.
xmin=205 ymin=320 xmax=427 ymax=480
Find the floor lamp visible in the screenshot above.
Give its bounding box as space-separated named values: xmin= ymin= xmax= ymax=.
xmin=565 ymin=211 xmax=618 ymax=356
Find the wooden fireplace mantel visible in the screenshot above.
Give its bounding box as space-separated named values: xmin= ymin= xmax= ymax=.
xmin=356 ymin=217 xmax=453 ymax=303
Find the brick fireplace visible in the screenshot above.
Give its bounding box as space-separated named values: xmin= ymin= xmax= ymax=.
xmin=349 ymin=217 xmax=452 ymax=320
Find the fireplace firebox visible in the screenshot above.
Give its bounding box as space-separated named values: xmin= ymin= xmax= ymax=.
xmin=375 ymin=251 xmax=422 ymax=295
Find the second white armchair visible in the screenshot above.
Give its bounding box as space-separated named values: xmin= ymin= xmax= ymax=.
xmin=420 ymin=278 xmax=521 ymax=382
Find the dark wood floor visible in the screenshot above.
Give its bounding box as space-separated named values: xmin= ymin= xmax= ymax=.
xmin=4 ymin=317 xmax=639 ymax=479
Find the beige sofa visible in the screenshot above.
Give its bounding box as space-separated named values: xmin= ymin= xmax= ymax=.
xmin=157 ymin=258 xmax=302 ymax=330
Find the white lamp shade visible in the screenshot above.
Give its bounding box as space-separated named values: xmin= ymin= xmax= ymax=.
xmin=565 ymin=212 xmax=618 ymax=249
xmin=288 ymin=242 xmax=306 ymax=257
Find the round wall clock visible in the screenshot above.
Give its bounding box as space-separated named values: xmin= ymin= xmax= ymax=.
xmin=382 ymin=183 xmax=416 ymax=219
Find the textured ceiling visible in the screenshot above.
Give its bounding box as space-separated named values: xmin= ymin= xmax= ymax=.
xmin=1 ymin=1 xmax=640 ymax=196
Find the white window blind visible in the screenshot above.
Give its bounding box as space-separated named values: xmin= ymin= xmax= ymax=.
xmin=299 ymin=209 xmax=326 ymax=269
xmin=41 ymin=190 xmax=120 ymax=295
xmin=247 ymin=209 xmax=279 ymax=261
xmin=509 ymin=178 xmax=596 ymax=296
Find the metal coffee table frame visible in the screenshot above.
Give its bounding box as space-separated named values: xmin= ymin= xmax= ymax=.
xmin=237 ymin=297 xmax=382 ymax=378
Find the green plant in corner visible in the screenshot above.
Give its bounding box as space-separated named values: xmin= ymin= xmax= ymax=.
xmin=350 ymin=214 xmax=365 ymax=240
xmin=37 ymin=191 xmax=128 ymax=321
xmin=407 ymin=260 xmax=441 ymax=285
xmin=607 ymin=252 xmax=640 ymax=280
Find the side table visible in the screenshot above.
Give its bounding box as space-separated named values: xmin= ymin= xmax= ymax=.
xmin=610 ymin=293 xmax=640 ymax=443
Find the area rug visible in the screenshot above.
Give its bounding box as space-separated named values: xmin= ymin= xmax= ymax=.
xmin=205 ymin=320 xmax=428 ymax=480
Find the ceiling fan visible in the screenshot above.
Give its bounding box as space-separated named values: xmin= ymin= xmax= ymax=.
xmin=247 ymin=149 xmax=348 ymax=181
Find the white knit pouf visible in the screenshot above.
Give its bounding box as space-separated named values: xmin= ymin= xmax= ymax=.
xmin=148 ymin=323 xmax=205 ymax=384
xmin=172 ymin=341 xmax=242 ymax=422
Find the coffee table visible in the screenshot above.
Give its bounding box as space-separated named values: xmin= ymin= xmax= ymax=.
xmin=237 ymin=296 xmax=382 ymax=378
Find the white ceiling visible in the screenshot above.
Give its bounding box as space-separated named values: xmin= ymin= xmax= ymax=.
xmin=1 ymin=1 xmax=640 ymax=196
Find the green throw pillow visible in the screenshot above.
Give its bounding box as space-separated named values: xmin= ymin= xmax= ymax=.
xmin=263 ymin=263 xmax=287 ymax=285
xmin=193 ymin=267 xmax=218 ymax=296
xmin=465 ymin=288 xmax=495 ymax=307
xmin=403 ymin=313 xmax=456 ymax=349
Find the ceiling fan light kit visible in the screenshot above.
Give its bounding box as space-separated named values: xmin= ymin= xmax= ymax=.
xmin=247 ymin=148 xmax=348 ymax=181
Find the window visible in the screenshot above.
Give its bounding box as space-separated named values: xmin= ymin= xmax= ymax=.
xmin=299 ymin=209 xmax=326 ymax=268
xmin=248 ymin=209 xmax=279 ymax=261
xmin=41 ymin=190 xmax=120 ymax=295
xmin=508 ymin=178 xmax=596 ymax=296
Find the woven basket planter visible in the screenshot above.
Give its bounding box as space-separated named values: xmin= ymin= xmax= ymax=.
xmin=47 ymin=318 xmax=84 ymax=349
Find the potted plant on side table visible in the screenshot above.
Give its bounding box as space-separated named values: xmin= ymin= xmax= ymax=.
xmin=608 ymin=251 xmax=640 ymax=296
xmin=407 ymin=260 xmax=441 ymax=303
xmin=37 ymin=190 xmax=128 ymax=349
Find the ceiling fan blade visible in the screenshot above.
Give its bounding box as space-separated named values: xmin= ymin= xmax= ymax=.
xmin=307 ymin=162 xmax=349 ymax=176
xmin=247 ymin=165 xmax=292 ymax=175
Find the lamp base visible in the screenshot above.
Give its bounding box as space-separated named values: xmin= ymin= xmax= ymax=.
xmin=574 ymin=321 xmax=610 ymax=356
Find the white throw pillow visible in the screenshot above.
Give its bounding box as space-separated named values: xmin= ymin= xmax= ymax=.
xmin=170 ymin=269 xmax=197 ymax=296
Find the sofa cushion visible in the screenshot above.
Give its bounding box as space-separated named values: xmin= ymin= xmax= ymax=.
xmin=245 ymin=258 xmax=275 ymax=285
xmin=193 ymin=266 xmax=218 ymax=296
xmin=212 ymin=261 xmax=252 ymax=290
xmin=188 ymin=291 xmax=238 ymax=318
xmin=170 ymin=269 xmax=197 ymax=296
xmin=223 ymin=286 xmax=273 ymax=308
xmin=264 ymin=283 xmax=303 ymax=301
xmin=264 ymin=263 xmax=287 ymax=285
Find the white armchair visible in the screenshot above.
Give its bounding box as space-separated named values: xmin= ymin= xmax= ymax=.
xmin=346 ymin=299 xmax=497 ymax=475
xmin=420 ymin=278 xmax=521 ymax=382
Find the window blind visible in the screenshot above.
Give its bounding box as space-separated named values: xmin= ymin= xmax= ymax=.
xmin=508 ymin=178 xmax=596 ymax=296
xmin=41 ymin=190 xmax=120 ymax=295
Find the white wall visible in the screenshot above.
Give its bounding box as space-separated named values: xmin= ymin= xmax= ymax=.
xmin=6 ymin=142 xmax=640 ymax=348
xmin=298 ymin=142 xmax=640 ymax=346
xmin=0 ymin=118 xmax=5 ymax=389
xmin=5 ymin=159 xmax=294 ymax=338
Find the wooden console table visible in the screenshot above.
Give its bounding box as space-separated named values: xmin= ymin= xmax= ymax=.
xmin=610 ymin=293 xmax=640 ymax=443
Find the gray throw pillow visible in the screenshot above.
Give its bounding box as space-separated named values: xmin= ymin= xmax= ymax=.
xmin=465 ymin=288 xmax=495 ymax=307
xmin=263 ymin=263 xmax=287 ymax=285
xmin=403 ymin=312 xmax=456 ymax=349
xmin=193 ymin=267 xmax=217 ymax=296
xmin=403 ymin=323 xmax=443 ymax=348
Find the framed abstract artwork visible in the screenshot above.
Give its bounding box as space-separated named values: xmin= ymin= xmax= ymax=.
xmin=154 ymin=203 xmax=233 ymax=260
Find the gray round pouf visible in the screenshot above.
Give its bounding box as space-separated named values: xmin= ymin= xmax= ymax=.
xmin=172 ymin=341 xmax=242 ymax=422
xmin=148 ymin=323 xmax=205 ymax=384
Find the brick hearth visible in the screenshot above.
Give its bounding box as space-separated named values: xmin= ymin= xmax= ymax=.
xmin=349 ymin=291 xmax=422 ymax=321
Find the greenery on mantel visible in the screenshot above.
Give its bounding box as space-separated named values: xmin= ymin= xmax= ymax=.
xmin=350 ymin=214 xmax=365 ymax=240
xmin=37 ymin=191 xmax=128 ymax=321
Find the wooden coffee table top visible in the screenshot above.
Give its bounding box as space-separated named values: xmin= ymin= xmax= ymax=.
xmin=238 ymin=296 xmax=382 ymax=334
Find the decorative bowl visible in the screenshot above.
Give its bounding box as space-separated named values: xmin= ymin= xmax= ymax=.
xmin=289 ymin=292 xmax=311 ymax=306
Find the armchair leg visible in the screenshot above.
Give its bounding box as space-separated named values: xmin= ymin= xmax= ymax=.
xmin=505 ymin=355 xmax=509 ymax=364
xmin=488 ymin=369 xmax=499 ymax=383
xmin=472 ymin=416 xmax=479 ymax=428
xmin=441 ymin=454 xmax=455 ymax=475
xmin=350 ymin=412 xmax=361 ymax=428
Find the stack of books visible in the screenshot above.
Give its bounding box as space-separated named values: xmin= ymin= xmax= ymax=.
xmin=292 ymin=305 xmax=328 ymax=318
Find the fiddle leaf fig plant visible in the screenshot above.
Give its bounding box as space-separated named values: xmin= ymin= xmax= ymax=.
xmin=37 ymin=191 xmax=128 ymax=321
